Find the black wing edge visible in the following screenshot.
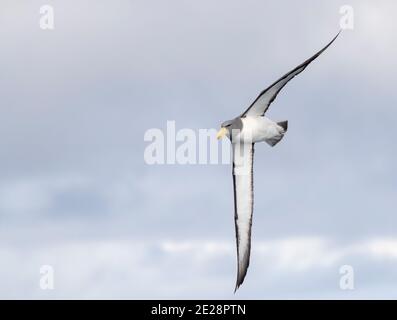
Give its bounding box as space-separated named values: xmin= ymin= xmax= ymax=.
xmin=241 ymin=30 xmax=341 ymax=117
xmin=233 ymin=144 xmax=255 ymax=293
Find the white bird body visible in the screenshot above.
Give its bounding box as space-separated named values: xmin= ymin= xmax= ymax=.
xmin=216 ymin=32 xmax=340 ymax=292
xmin=234 ymin=117 xmax=286 ymax=144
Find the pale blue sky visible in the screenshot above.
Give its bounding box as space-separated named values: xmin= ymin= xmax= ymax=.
xmin=0 ymin=0 xmax=396 ymax=299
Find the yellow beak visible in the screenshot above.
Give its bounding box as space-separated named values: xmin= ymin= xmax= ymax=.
xmin=216 ymin=127 xmax=227 ymax=140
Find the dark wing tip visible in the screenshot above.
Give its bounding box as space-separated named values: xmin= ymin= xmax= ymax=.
xmin=234 ymin=253 xmax=250 ymax=293
xmin=296 ymin=30 xmax=341 ymax=72
xmin=234 ymin=270 xmax=248 ymax=293
xmin=234 ymin=280 xmax=244 ymax=293
xmin=234 ymin=279 xmax=243 ymax=293
xmin=234 ymin=276 xmax=243 ymax=293
xmin=317 ymin=30 xmax=341 ymax=56
xmin=241 ymin=30 xmax=341 ymax=117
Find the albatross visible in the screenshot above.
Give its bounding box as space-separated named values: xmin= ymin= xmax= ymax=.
xmin=216 ymin=32 xmax=340 ymax=292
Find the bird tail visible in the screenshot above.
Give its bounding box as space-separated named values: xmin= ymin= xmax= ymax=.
xmin=277 ymin=121 xmax=288 ymax=132
xmin=265 ymin=121 xmax=288 ymax=147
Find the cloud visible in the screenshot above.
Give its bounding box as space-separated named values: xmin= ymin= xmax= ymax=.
xmin=1 ymin=236 xmax=397 ymax=299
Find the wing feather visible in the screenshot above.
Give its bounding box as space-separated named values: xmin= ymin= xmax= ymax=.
xmin=241 ymin=31 xmax=340 ymax=117
xmin=232 ymin=143 xmax=254 ymax=291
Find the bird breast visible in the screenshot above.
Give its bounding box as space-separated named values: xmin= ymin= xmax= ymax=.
xmin=236 ymin=117 xmax=281 ymax=143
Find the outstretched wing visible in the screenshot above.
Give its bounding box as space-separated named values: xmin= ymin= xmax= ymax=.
xmin=232 ymin=142 xmax=254 ymax=291
xmin=241 ymin=31 xmax=340 ymax=118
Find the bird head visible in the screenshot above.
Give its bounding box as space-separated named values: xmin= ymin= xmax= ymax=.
xmin=216 ymin=121 xmax=231 ymax=140
xmin=216 ymin=118 xmax=242 ymax=140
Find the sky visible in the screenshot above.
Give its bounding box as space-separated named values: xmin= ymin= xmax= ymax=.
xmin=0 ymin=0 xmax=396 ymax=299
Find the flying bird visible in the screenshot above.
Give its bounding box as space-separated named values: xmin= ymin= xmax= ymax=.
xmin=216 ymin=32 xmax=340 ymax=292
